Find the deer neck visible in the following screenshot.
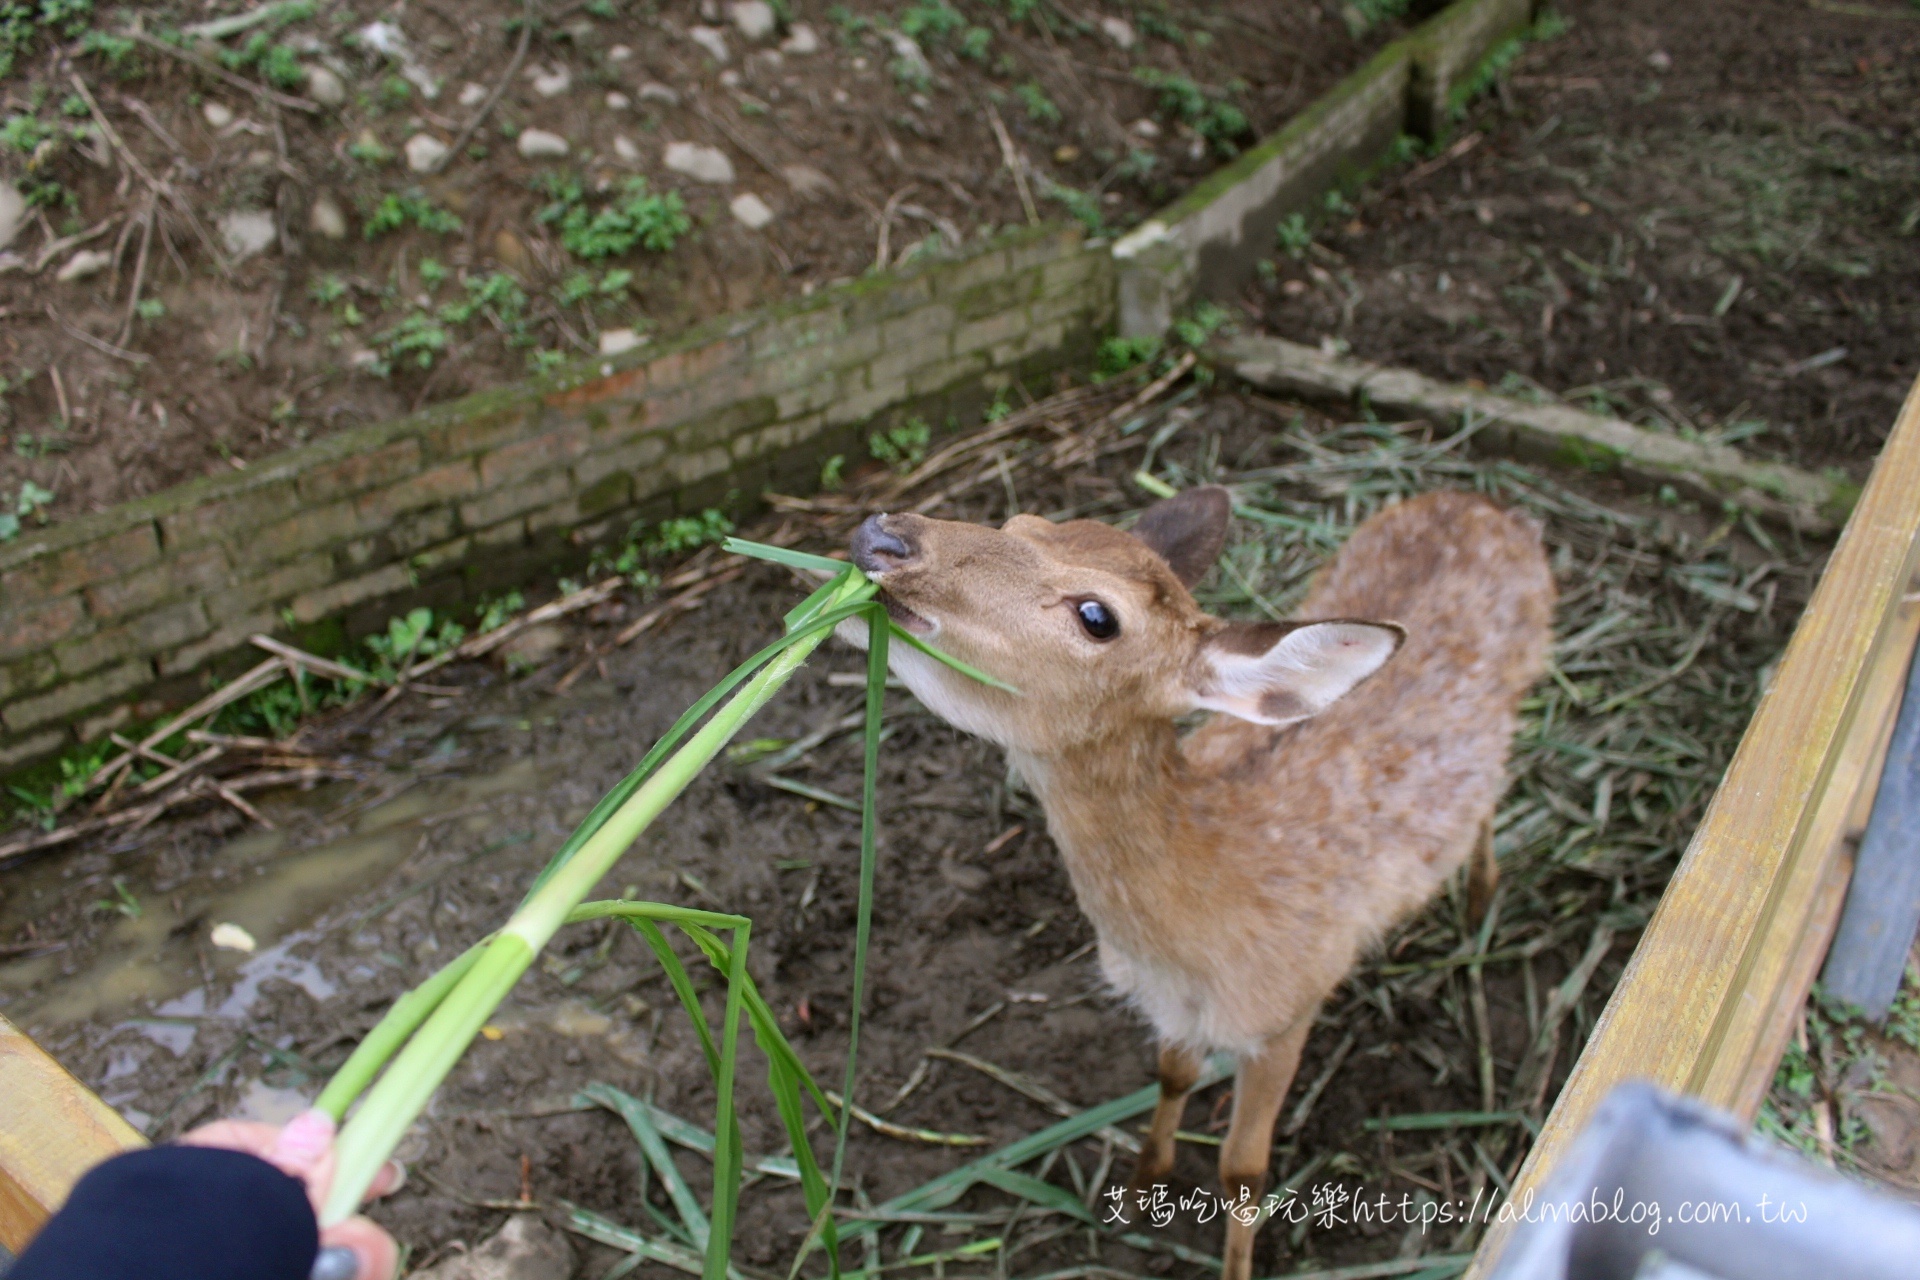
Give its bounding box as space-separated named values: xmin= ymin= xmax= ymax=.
xmin=1010 ymin=720 xmax=1191 ymax=887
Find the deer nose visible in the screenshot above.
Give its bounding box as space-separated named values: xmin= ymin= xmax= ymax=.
xmin=851 ymin=515 xmax=918 ymax=574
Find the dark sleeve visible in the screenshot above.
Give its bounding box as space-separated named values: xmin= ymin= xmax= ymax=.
xmin=10 ymin=1145 xmax=318 ymax=1280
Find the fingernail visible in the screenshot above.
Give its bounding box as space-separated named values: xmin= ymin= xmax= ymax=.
xmin=309 ymin=1246 xmax=359 ymax=1280
xmin=273 ymin=1109 xmax=337 ymax=1172
xmin=383 ymin=1160 xmax=408 ymax=1194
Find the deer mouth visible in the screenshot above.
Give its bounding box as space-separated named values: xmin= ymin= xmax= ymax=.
xmin=879 ymin=591 xmax=936 ymax=636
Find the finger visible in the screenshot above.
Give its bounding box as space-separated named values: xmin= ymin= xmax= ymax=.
xmin=268 ymin=1109 xmax=337 ymax=1179
xmin=363 ymin=1160 xmax=408 ymax=1201
xmin=178 ymin=1120 xmax=284 ymax=1159
xmin=319 ymin=1215 xmax=399 ymax=1280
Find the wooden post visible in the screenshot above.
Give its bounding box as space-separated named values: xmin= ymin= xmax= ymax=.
xmin=0 ymin=1014 xmax=146 ymax=1254
xmin=1468 ymin=371 xmax=1920 ymax=1276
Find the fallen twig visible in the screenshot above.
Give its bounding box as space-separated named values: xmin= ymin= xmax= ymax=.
xmin=430 ymin=0 xmax=534 ymax=173
xmin=986 ymin=102 xmax=1039 ymax=226
xmin=123 ymin=30 xmax=322 ymax=113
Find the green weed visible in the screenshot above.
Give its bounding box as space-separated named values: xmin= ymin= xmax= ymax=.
xmin=536 ymin=174 xmax=691 ymax=258
xmin=364 ymin=192 xmax=460 ymax=238
xmin=1133 ymin=68 xmax=1248 ymax=156
xmin=869 ymin=417 xmax=931 ymax=471
xmin=898 ymin=0 xmax=964 ymax=42
xmin=1015 ymin=81 xmax=1059 ymax=125
xmin=1276 ymin=212 xmax=1312 ymax=258
xmin=0 ymin=479 xmax=53 ymax=540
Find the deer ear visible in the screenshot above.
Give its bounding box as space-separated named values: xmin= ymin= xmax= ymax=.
xmin=1192 ymin=620 xmax=1405 ymax=726
xmin=1130 ymin=486 xmax=1232 ymax=588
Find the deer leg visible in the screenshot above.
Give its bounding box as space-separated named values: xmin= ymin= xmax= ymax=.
xmin=1218 ymin=1019 xmax=1311 ymax=1280
xmin=1127 ymin=1042 xmax=1203 ymax=1204
xmin=1465 ymin=818 xmax=1499 ymax=932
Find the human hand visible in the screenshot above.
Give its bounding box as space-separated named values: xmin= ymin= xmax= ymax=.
xmin=180 ymin=1110 xmax=402 ymax=1280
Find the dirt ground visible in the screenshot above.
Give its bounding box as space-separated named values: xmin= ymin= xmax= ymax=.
xmin=0 ymin=0 xmax=1415 ymax=531
xmin=0 ymin=368 xmax=1822 ymax=1277
xmin=1252 ymin=0 xmax=1920 ymax=477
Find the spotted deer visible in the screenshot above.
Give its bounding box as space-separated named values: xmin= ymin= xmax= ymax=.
xmin=843 ymin=486 xmax=1554 ymax=1279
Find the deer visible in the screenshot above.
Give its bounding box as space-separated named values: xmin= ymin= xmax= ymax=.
xmin=841 ymin=484 xmax=1555 ymax=1280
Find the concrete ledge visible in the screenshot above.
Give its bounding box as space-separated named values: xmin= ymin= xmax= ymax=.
xmin=1217 ymin=333 xmax=1855 ymax=534
xmin=1112 ymin=0 xmax=1539 ymax=339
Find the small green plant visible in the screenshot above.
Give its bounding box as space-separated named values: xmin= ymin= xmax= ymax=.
xmin=1136 ymin=9 xmax=1185 ymax=43
xmin=347 ymin=134 xmax=394 ymax=164
xmin=1097 ymin=333 xmax=1160 ymax=377
xmin=364 ymin=607 xmax=466 ymax=678
xmin=0 ymin=112 xmax=53 ymax=154
xmin=375 ymin=73 xmax=413 ymax=110
xmin=373 ymin=311 xmax=451 ymax=372
xmin=90 ymin=877 xmax=141 ymax=919
xmin=1133 ymin=68 xmax=1249 ymax=156
xmin=536 ymin=174 xmax=691 ymax=258
xmin=868 ymin=417 xmax=931 ymax=472
xmin=1041 ymin=179 xmax=1103 ymax=235
xmin=438 ymin=272 xmax=530 ymax=337
xmin=1172 ymin=300 xmax=1230 ymax=348
xmin=1015 ymin=80 xmax=1059 ymax=125
xmin=418 ymin=257 xmax=448 ymax=287
xmin=958 ymin=25 xmax=990 ymax=59
xmin=218 ymin=34 xmax=307 ymax=91
xmin=828 ymin=3 xmax=873 ymax=41
xmin=475 ymin=590 xmax=526 ymax=635
xmin=0 ymin=479 xmax=54 ymax=540
xmin=1276 ymin=212 xmax=1312 ymax=258
xmin=898 ymin=0 xmax=964 ymax=42
xmin=134 ymin=297 xmax=166 ymax=321
xmin=819 ymin=453 xmax=846 ymax=489
xmin=364 ymin=192 xmax=461 ymax=238
xmin=642 ymin=508 xmax=735 ymax=558
xmin=984 ymin=391 xmax=1013 ymax=423
xmin=78 ymin=29 xmax=135 ymax=67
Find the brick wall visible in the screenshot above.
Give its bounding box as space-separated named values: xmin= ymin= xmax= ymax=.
xmin=0 ymin=225 xmax=1110 ymax=772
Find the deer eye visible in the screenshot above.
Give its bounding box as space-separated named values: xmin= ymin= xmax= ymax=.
xmin=1075 ymin=599 xmax=1120 ymax=641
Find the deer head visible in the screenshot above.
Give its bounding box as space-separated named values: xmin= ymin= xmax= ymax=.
xmin=845 ymin=487 xmax=1405 ymax=755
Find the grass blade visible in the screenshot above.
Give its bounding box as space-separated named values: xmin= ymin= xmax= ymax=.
xmin=887 ymin=624 xmax=1020 ymax=693
xmin=725 ymin=538 xmax=850 ymax=574
xmin=592 ymin=1075 xmax=715 ymax=1251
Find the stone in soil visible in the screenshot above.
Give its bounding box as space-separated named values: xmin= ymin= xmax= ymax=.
xmin=729 ymin=0 xmax=776 ymax=39
xmin=309 ymin=194 xmax=348 ymax=239
xmin=516 ymin=129 xmax=570 ymax=159
xmin=664 ymin=141 xmax=733 ymax=184
xmin=612 ymin=136 xmax=640 ymax=162
xmin=0 ymin=182 xmax=23 ymax=251
xmin=688 ymin=24 xmax=730 ymax=62
xmin=457 ymin=81 xmax=487 ymax=107
xmin=609 ymin=43 xmax=633 ymax=61
xmin=529 ymin=65 xmax=571 ymax=97
xmin=218 ymin=210 xmax=278 ymax=262
xmin=497 ymin=623 xmax=569 ymax=670
xmin=1101 ymin=16 xmax=1136 ymax=49
xmin=404 ymin=133 xmax=449 ymax=172
xmin=410 ymin=1216 xmax=573 ymax=1280
xmin=202 ymin=101 xmax=235 ymax=129
xmin=605 ymin=91 xmax=630 ymax=109
xmin=730 ymin=192 xmax=775 ymax=229
xmin=637 ymin=81 xmax=680 ymax=105
xmin=780 ymin=22 xmax=819 ymax=54
xmin=305 ymin=65 xmax=346 ymax=107
xmin=598 ymin=327 xmax=645 ymax=355
xmin=782 ymin=163 xmax=834 ymax=201
xmin=56 ymin=249 xmax=110 ymax=281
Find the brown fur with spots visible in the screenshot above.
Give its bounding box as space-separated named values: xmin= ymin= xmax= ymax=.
xmin=843 ymin=487 xmax=1554 ymax=1279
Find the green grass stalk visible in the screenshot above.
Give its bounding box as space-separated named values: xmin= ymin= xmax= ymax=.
xmin=320 ymin=570 xmax=874 ymax=1228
